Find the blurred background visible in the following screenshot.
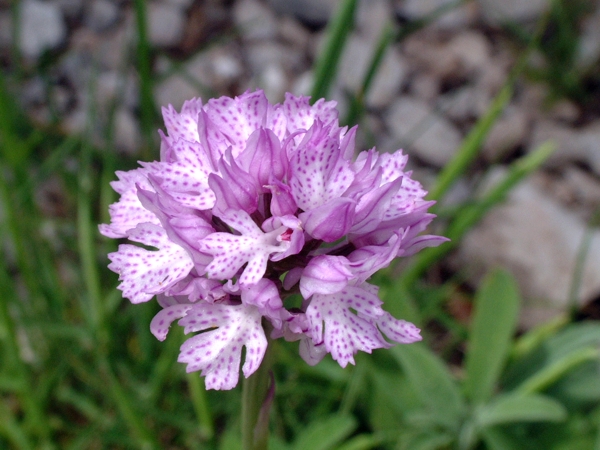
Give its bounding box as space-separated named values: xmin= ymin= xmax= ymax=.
xmin=1 ymin=0 xmax=600 ymax=448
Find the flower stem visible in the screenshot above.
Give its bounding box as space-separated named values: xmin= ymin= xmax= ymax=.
xmin=241 ymin=338 xmax=275 ymax=450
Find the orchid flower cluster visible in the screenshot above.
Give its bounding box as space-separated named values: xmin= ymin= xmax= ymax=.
xmin=100 ymin=90 xmax=446 ymax=390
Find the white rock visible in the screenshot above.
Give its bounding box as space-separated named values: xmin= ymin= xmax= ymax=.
xmin=18 ymin=0 xmax=66 ymax=59
xmin=234 ymin=0 xmax=278 ymax=41
xmin=147 ymin=2 xmax=185 ymax=48
xmin=457 ymin=175 xmax=600 ymax=328
xmin=478 ymin=0 xmax=549 ymax=24
xmin=386 ymin=96 xmax=462 ymax=167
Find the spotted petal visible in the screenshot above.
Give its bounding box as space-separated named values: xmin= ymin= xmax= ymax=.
xmin=99 ymin=169 xmax=159 ymax=238
xmin=305 ymin=285 xmax=389 ymax=367
xmin=107 ymin=223 xmax=194 ymax=303
xmin=199 ymin=209 xmax=293 ymax=285
xmin=289 ymin=121 xmax=354 ymax=211
xmin=177 ymin=303 xmax=267 ymax=390
xmin=142 ymin=139 xmax=216 ymax=211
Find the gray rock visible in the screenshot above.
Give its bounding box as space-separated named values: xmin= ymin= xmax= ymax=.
xmin=367 ymin=48 xmax=408 ymax=108
xmin=52 ymin=0 xmax=85 ymax=19
xmin=155 ymin=47 xmax=239 ymax=110
xmin=163 ymin=0 xmax=195 ymax=8
xmin=478 ymin=0 xmax=549 ymax=24
xmin=154 ymin=72 xmax=206 ymax=112
xmin=386 ymin=96 xmax=462 ymax=166
xmin=257 ymin=63 xmax=288 ymax=103
xmin=457 ymin=174 xmax=600 ymax=328
xmin=438 ymin=86 xmax=490 ymax=122
xmin=277 ymin=16 xmax=311 ymax=50
xmin=577 ymin=9 xmax=600 ymax=68
xmin=0 ymin=12 xmax=12 ymax=49
xmin=338 ymin=34 xmax=407 ymax=108
xmin=483 ymin=106 xmax=529 ymax=161
xmin=356 ymin=0 xmax=393 ymax=42
xmin=147 ymin=2 xmax=185 ymax=48
xmin=18 ymin=0 xmax=66 ymax=59
xmin=396 ymin=0 xmax=475 ymax=29
xmin=234 ymin=0 xmax=278 ymax=41
xmin=268 ymin=0 xmax=338 ymax=27
xmin=529 ymin=119 xmax=600 ymax=176
xmin=85 ymin=0 xmax=121 ymax=32
xmin=114 ymin=108 xmax=141 ymax=154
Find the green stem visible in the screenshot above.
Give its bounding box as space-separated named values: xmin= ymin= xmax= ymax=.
xmin=241 ymin=338 xmax=275 ymax=450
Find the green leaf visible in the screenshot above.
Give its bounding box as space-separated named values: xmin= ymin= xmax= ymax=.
xmin=476 ymin=393 xmax=567 ymax=427
xmin=391 ymin=343 xmax=464 ymax=429
xmin=291 ymin=415 xmax=357 ymax=450
xmin=516 ymin=346 xmax=598 ymax=395
xmin=398 ymin=431 xmax=454 ymax=450
xmin=335 ymin=433 xmax=385 ymax=450
xmin=464 ymin=269 xmax=520 ymax=405
xmin=480 ymin=426 xmax=529 ymax=450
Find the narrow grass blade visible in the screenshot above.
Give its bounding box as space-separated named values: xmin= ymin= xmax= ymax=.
xmin=97 ymin=355 xmax=160 ymax=450
xmin=187 ymin=371 xmax=215 ymax=440
xmin=429 ymin=84 xmax=512 ymax=202
xmin=133 ymin=0 xmax=157 ymax=158
xmin=516 ymin=346 xmax=599 ymax=395
xmin=310 ymin=0 xmax=357 ymax=101
xmin=0 ymin=400 xmax=34 ymax=450
xmin=344 ymin=22 xmax=395 ymax=126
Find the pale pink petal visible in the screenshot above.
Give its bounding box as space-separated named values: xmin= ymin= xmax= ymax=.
xmin=150 ymin=304 xmax=193 ymax=341
xmin=177 ymin=303 xmax=267 ymax=390
xmin=107 ymin=223 xmax=194 ymax=303
xmin=198 ymin=210 xmax=292 ymax=285
xmin=205 ymin=91 xmax=270 ymax=157
xmin=305 ymin=285 xmax=388 ymax=368
xmin=289 ymin=121 xmax=354 ymax=211
xmin=142 ymin=139 xmax=216 ymax=210
xmin=375 ymin=312 xmax=422 ymax=344
xmin=99 ymin=169 xmax=159 ymax=238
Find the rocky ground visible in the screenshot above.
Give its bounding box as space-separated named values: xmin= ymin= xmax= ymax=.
xmin=2 ymin=0 xmax=600 ymax=328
